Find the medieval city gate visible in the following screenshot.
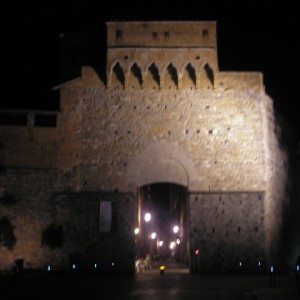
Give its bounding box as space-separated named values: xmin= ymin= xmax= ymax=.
xmin=0 ymin=21 xmax=289 ymax=274
xmin=121 ymin=141 xmax=265 ymax=274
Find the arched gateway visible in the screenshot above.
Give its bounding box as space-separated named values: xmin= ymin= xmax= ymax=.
xmin=0 ymin=21 xmax=290 ymax=274
xmin=122 ymin=142 xmax=197 ymax=191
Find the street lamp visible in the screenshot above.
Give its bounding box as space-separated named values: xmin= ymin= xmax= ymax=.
xmin=150 ymin=232 xmax=156 ymax=239
xmin=173 ymin=225 xmax=179 ymax=234
xmin=145 ymin=212 xmax=151 ymax=222
xmin=134 ymin=228 xmax=140 ymax=235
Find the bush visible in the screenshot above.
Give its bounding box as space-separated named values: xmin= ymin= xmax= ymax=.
xmin=0 ymin=217 xmax=16 ymax=250
xmin=42 ymin=224 xmax=64 ymax=249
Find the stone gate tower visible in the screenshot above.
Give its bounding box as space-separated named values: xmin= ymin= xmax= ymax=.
xmin=0 ymin=21 xmax=288 ymax=273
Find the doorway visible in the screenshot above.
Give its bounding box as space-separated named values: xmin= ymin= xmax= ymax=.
xmin=134 ymin=183 xmax=189 ymax=268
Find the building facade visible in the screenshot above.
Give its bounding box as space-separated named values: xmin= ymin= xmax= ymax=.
xmin=0 ymin=21 xmax=291 ymax=273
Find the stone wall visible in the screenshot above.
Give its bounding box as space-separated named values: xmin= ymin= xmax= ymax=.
xmin=73 ymin=80 xmax=266 ymax=193
xmin=189 ymin=192 xmax=265 ymax=273
xmin=0 ymin=169 xmax=63 ymax=270
xmin=0 ymin=21 xmax=289 ymax=273
xmin=0 ymin=169 xmax=135 ymax=272
xmin=51 ymin=192 xmax=136 ymax=272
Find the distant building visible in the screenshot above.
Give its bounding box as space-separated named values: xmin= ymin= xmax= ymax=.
xmin=0 ymin=21 xmax=293 ymax=273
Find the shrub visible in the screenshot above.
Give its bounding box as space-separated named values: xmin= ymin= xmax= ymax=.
xmin=42 ymin=224 xmax=64 ymax=249
xmin=0 ymin=217 xmax=16 ymax=250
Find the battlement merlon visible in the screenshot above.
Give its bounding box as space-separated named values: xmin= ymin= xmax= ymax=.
xmin=106 ymin=21 xmax=217 ymax=49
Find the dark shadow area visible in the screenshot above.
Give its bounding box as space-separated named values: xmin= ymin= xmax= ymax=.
xmin=204 ymin=63 xmax=214 ymax=86
xmin=186 ymin=63 xmax=196 ymax=86
xmin=131 ymin=63 xmax=143 ymax=86
xmin=148 ymin=63 xmax=160 ymax=87
xmin=113 ymin=62 xmax=125 ymax=87
xmin=166 ymin=64 xmax=178 ymax=87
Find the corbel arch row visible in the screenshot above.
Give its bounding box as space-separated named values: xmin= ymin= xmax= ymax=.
xmin=108 ymin=60 xmax=215 ymax=89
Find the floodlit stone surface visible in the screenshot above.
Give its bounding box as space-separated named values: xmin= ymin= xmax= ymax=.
xmin=0 ymin=21 xmax=289 ymax=273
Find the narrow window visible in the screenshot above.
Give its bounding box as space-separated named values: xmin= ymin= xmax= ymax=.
xmin=202 ymin=29 xmax=209 ymax=38
xmin=152 ymin=32 xmax=158 ymax=39
xmin=116 ymin=30 xmax=122 ymax=40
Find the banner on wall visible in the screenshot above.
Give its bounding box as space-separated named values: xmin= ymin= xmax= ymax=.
xmin=99 ymin=201 xmax=112 ymax=232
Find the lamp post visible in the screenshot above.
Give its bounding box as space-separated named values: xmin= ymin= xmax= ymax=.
xmin=143 ymin=212 xmax=152 ymax=256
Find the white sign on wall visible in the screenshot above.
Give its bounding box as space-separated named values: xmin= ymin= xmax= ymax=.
xmin=99 ymin=201 xmax=112 ymax=232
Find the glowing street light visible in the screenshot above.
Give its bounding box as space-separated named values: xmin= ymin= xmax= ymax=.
xmin=169 ymin=241 xmax=176 ymax=249
xmin=134 ymin=228 xmax=140 ymax=235
xmin=173 ymin=225 xmax=179 ymax=234
xmin=150 ymin=232 xmax=157 ymax=239
xmin=158 ymin=240 xmax=163 ymax=247
xmin=144 ymin=213 xmax=151 ymax=222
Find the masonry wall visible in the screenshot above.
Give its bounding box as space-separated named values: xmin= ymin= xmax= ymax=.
xmin=0 ymin=169 xmax=63 ymax=270
xmin=65 ymin=71 xmax=266 ymax=194
xmin=0 ymin=21 xmax=288 ymax=272
xmin=189 ymin=192 xmax=265 ymax=273
xmin=0 ymin=169 xmax=135 ymax=272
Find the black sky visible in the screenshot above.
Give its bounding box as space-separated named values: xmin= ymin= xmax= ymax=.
xmin=6 ymin=1 xmax=299 ymax=137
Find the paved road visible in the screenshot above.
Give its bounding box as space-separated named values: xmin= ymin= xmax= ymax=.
xmin=1 ymin=262 xmax=298 ymax=300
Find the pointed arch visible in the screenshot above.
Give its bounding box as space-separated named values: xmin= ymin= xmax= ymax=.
xmin=147 ymin=62 xmax=160 ymax=89
xmin=204 ymin=63 xmax=214 ymax=87
xmin=164 ymin=63 xmax=178 ymax=89
xmin=181 ymin=62 xmax=196 ymax=89
xmin=111 ymin=61 xmax=125 ymax=88
xmin=129 ymin=62 xmax=143 ymax=89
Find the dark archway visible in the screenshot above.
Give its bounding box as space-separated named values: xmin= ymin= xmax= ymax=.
xmin=135 ymin=183 xmax=189 ymax=269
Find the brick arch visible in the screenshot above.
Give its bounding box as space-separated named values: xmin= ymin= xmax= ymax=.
xmin=180 ymin=62 xmax=197 ymax=88
xmin=201 ymin=61 xmax=214 ymax=87
xmin=109 ymin=61 xmax=125 ymax=88
xmin=109 ymin=60 xmax=125 ymax=74
xmin=120 ymin=141 xmax=198 ymax=192
xmin=146 ymin=62 xmax=160 ymax=89
xmin=163 ymin=63 xmax=179 ymax=89
xmin=128 ymin=61 xmax=143 ymax=88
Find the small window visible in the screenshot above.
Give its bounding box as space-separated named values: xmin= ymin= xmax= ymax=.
xmin=0 ymin=112 xmax=27 ymax=126
xmin=34 ymin=114 xmax=57 ymax=127
xmin=116 ymin=30 xmax=122 ymax=40
xmin=152 ymin=32 xmax=158 ymax=39
xmin=202 ymin=29 xmax=209 ymax=38
xmin=164 ymin=31 xmax=170 ymax=39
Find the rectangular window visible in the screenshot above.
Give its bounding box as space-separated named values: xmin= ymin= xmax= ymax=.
xmin=116 ymin=30 xmax=123 ymax=40
xmin=34 ymin=114 xmax=57 ymax=127
xmin=0 ymin=112 xmax=27 ymax=126
xmin=202 ymin=29 xmax=209 ymax=38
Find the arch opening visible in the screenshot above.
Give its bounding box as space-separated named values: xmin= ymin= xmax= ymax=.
xmin=111 ymin=62 xmax=125 ymax=88
xmin=130 ymin=62 xmax=143 ymax=88
xmin=182 ymin=63 xmax=196 ymax=89
xmin=148 ymin=63 xmax=160 ymax=89
xmin=134 ymin=182 xmax=189 ymax=270
xmin=165 ymin=63 xmax=178 ymax=89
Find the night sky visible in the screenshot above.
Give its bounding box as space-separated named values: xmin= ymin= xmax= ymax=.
xmin=6 ymin=1 xmax=299 ymax=138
